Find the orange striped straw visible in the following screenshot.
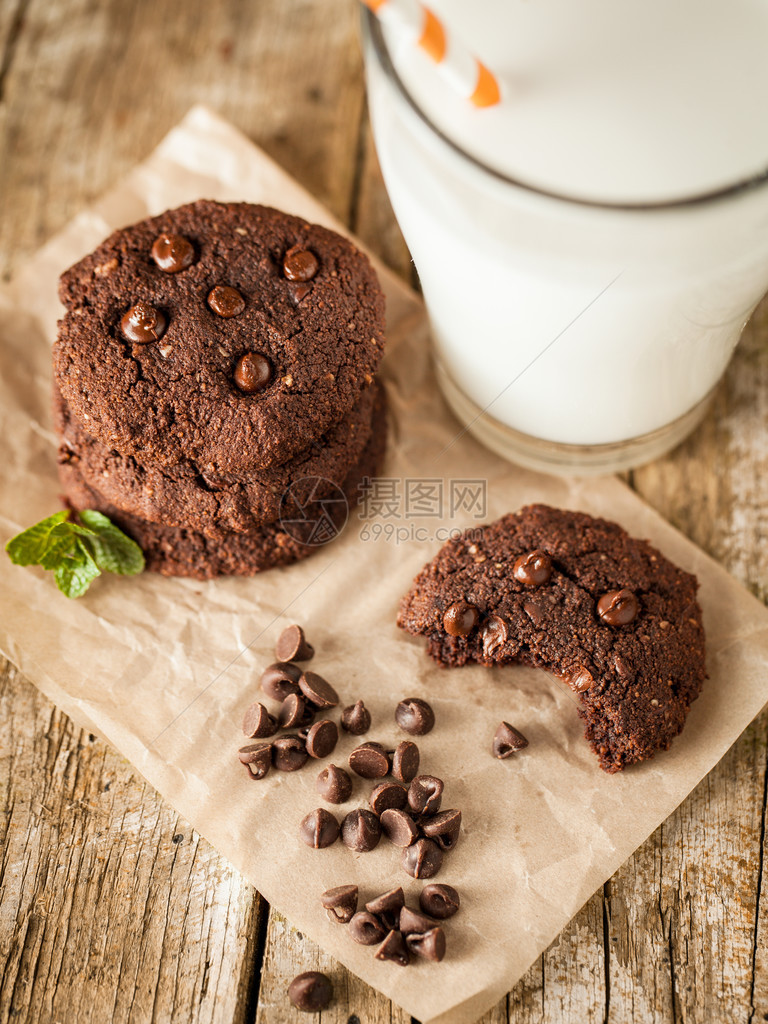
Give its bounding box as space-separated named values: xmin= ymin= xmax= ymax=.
xmin=362 ymin=0 xmax=501 ymax=108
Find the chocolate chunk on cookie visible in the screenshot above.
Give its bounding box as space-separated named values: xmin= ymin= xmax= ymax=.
xmin=54 ymin=200 xmax=385 ymax=474
xmin=397 ymin=504 xmax=706 ymax=773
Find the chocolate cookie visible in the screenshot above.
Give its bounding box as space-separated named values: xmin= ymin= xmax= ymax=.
xmin=58 ymin=390 xmax=387 ymax=579
xmin=53 ymin=383 xmax=379 ymax=535
xmin=54 ymin=200 xmax=385 ymax=474
xmin=397 ymin=504 xmax=706 ymax=773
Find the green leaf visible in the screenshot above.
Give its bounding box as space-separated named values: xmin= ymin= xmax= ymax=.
xmin=5 ymin=510 xmax=71 ymax=565
xmin=53 ymin=540 xmax=101 ymax=599
xmin=78 ymin=509 xmax=145 ymax=575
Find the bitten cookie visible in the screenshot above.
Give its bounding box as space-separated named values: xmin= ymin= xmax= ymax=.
xmin=397 ymin=504 xmax=706 ymax=773
xmin=53 ymin=200 xmax=385 ymax=474
xmin=58 ymin=387 xmax=388 ymax=580
xmin=53 ymin=382 xmax=379 ymax=536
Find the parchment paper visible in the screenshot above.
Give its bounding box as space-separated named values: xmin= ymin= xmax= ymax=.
xmin=2 ymin=107 xmax=768 ymax=1024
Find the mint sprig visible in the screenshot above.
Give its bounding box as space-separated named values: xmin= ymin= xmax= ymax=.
xmin=6 ymin=509 xmax=145 ymax=598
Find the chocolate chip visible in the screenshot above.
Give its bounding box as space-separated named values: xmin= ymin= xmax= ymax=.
xmin=305 ymin=719 xmax=338 ymax=759
xmin=375 ymin=930 xmax=410 ymax=967
xmin=482 ymin=615 xmax=508 ymax=659
xmin=321 ymin=884 xmax=358 ymax=924
xmin=299 ymin=808 xmax=340 ymax=848
xmin=316 ymin=763 xmax=353 ymax=803
xmin=524 ymin=601 xmax=545 ymax=627
xmin=405 ymin=927 xmax=446 ymax=962
xmin=369 ymin=781 xmax=408 ymax=815
xmin=395 ymin=697 xmax=435 ymax=736
xmin=597 ymin=588 xmax=640 ymax=626
xmin=340 ymin=699 xmax=371 ymax=735
xmin=442 ymin=600 xmax=479 ymax=637
xmin=237 ymin=743 xmax=272 ymax=780
xmin=408 ymin=775 xmax=444 ymax=816
xmin=348 ymin=911 xmax=387 ymax=945
xmin=207 ymin=285 xmax=245 ymax=318
xmin=420 ymin=809 xmax=462 ymax=851
xmin=562 ymin=666 xmax=594 ymax=692
xmin=381 ymin=808 xmax=419 ymax=847
xmin=275 ymin=624 xmax=314 ymax=662
xmin=349 ymin=743 xmax=390 ymax=779
xmin=278 ymin=693 xmax=314 ymax=729
xmin=150 ymin=233 xmax=194 ymax=273
xmin=299 ymin=670 xmax=339 ymax=709
xmin=287 ymin=971 xmax=333 ymax=1012
xmin=419 ymin=883 xmax=460 ymax=919
xmin=513 ymin=550 xmax=552 ymax=587
xmin=365 ymin=887 xmax=405 ymax=920
xmin=402 ymin=838 xmax=443 ymax=879
xmin=241 ymin=701 xmax=278 ymax=738
xmin=272 ymin=734 xmax=308 ymax=772
xmin=492 ymin=722 xmax=529 ymax=759
xmin=234 ymin=352 xmax=272 ymax=393
xmin=391 ymin=740 xmax=420 ymax=783
xmin=120 ymin=303 xmax=167 ymax=343
xmin=260 ymin=662 xmax=302 ymax=702
xmin=399 ymin=906 xmax=435 ymax=934
xmin=283 ymin=246 xmax=319 ymax=282
xmin=341 ymin=808 xmax=382 ymax=852
xmin=288 ymin=281 xmax=312 ymax=305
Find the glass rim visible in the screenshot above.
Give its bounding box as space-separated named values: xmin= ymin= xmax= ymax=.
xmin=362 ymin=8 xmax=768 ymax=213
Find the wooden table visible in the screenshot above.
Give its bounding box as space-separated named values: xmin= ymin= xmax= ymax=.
xmin=1 ymin=1 xmax=767 ymax=1020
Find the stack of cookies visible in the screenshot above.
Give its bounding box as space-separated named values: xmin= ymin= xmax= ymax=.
xmin=52 ymin=200 xmax=387 ymax=579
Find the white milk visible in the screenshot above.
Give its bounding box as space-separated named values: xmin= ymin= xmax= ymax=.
xmin=363 ymin=0 xmax=768 ymax=470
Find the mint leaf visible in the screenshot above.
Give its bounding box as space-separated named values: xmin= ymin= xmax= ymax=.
xmin=53 ymin=539 xmax=102 ymax=599
xmin=5 ymin=510 xmax=71 ymax=565
xmin=79 ymin=509 xmax=145 ymax=575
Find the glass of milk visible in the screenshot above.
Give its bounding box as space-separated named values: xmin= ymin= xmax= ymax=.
xmin=362 ymin=1 xmax=768 ymax=474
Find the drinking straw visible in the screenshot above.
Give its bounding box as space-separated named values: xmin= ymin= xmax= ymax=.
xmin=362 ymin=0 xmax=501 ymax=108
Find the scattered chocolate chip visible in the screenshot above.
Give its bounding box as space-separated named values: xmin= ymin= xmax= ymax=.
xmin=275 ymin=624 xmax=315 ymax=662
xmin=395 ymin=697 xmax=435 ymax=736
xmin=597 ymin=588 xmax=640 ymax=626
xmin=348 ymin=911 xmax=387 ymax=946
xmin=348 ymin=743 xmax=390 ymax=779
xmin=272 ymin=734 xmax=308 ymax=772
xmin=523 ymin=601 xmax=545 ymax=627
xmin=405 ymin=926 xmax=446 ymax=963
xmin=278 ymin=692 xmax=314 ymax=729
xmin=299 ymin=670 xmax=339 ymax=709
xmin=391 ymin=740 xmax=420 ymax=783
xmin=408 ymin=775 xmax=444 ymax=816
xmin=241 ymin=701 xmax=278 ymax=738
xmin=381 ymin=808 xmax=419 ymax=847
xmin=420 ymin=809 xmax=462 ymax=851
xmin=513 ymin=550 xmax=552 ymax=587
xmin=399 ymin=906 xmax=435 ymax=934
xmin=482 ymin=615 xmax=508 ymax=659
xmin=443 ymin=600 xmax=480 ymax=637
xmin=208 ymin=284 xmax=245 ymax=318
xmin=340 ymin=699 xmax=371 ymax=735
xmin=419 ymin=883 xmax=460 ymax=920
xmin=234 ymin=352 xmax=272 ymax=393
xmin=402 ymin=838 xmax=443 ymax=879
xmin=369 ymin=781 xmax=408 ymax=815
xmin=283 ymin=246 xmax=319 ymax=282
xmin=150 ymin=233 xmax=194 ymax=273
xmin=341 ymin=808 xmax=382 ymax=852
xmin=316 ymin=763 xmax=353 ymax=804
xmin=237 ymin=743 xmax=272 ymax=780
xmin=321 ymin=884 xmax=358 ymax=924
xmin=305 ymin=719 xmax=338 ymax=759
xmin=260 ymin=662 xmax=302 ymax=702
xmin=288 ymin=280 xmax=312 ymax=305
xmin=288 ymin=971 xmax=333 ymax=1012
xmin=299 ymin=808 xmax=340 ymax=848
xmin=492 ymin=722 xmax=529 ymax=759
xmin=365 ymin=887 xmax=405 ymax=922
xmin=562 ymin=666 xmax=594 ymax=692
xmin=375 ymin=929 xmax=410 ymax=967
xmin=120 ymin=303 xmax=167 ymax=343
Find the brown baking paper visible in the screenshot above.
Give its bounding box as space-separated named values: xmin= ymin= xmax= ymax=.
xmin=2 ymin=107 xmax=768 ymax=1024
